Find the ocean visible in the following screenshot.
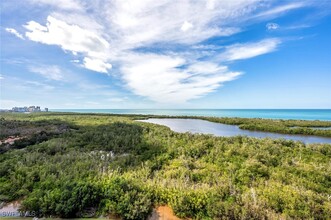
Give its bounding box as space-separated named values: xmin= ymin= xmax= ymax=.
xmin=51 ymin=109 xmax=331 ymax=121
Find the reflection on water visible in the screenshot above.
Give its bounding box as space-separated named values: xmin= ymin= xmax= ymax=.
xmin=138 ymin=118 xmax=331 ymax=144
xmin=312 ymin=127 xmax=331 ymax=130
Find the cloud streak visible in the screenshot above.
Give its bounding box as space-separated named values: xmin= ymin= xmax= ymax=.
xmin=5 ymin=28 xmax=25 ymax=40
xmin=29 ymin=65 xmax=64 ymax=81
xmin=28 ymin=0 xmax=83 ymax=11
xmin=220 ymin=38 xmax=281 ymax=61
xmin=253 ymin=2 xmax=306 ymax=19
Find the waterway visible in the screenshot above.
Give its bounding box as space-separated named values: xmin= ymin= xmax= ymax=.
xmin=138 ymin=118 xmax=331 ymax=144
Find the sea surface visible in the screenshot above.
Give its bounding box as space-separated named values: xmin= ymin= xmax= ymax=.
xmin=138 ymin=118 xmax=331 ymax=144
xmin=52 ymin=109 xmax=331 ymax=120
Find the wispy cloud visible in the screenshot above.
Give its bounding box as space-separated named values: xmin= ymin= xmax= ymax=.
xmin=28 ymin=0 xmax=83 ymax=11
xmin=220 ymin=38 xmax=281 ymax=61
xmin=78 ymin=82 xmax=110 ymax=91
xmin=285 ymin=24 xmax=311 ymax=30
xmin=28 ymin=65 xmax=64 ymax=81
xmin=121 ymin=53 xmax=241 ymax=103
xmin=5 ymin=28 xmax=25 ymax=40
xmin=24 ymin=81 xmax=55 ymax=90
xmin=104 ymin=0 xmax=251 ymax=48
xmin=253 ymin=2 xmax=306 ymax=19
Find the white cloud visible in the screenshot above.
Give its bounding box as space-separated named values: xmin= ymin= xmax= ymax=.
xmin=29 ymin=65 xmax=64 ymax=81
xmin=285 ymin=24 xmax=311 ymax=30
xmin=266 ymin=22 xmax=279 ymax=30
xmin=24 ymin=16 xmax=109 ymax=57
xmin=5 ymin=28 xmax=25 ymax=40
xmin=253 ymin=2 xmax=305 ymax=18
xmin=50 ymin=12 xmax=104 ymax=31
xmin=28 ymin=0 xmax=83 ymax=11
xmin=220 ymin=38 xmax=281 ymax=61
xmin=121 ymin=53 xmax=241 ymax=103
xmin=105 ymin=0 xmax=253 ymax=47
xmin=24 ymin=16 xmax=111 ymax=73
xmin=83 ymin=57 xmax=112 ymax=73
xmin=24 ymin=21 xmax=48 ymax=32
xmin=181 ymin=21 xmax=193 ymax=32
xmin=20 ymin=0 xmax=302 ymax=103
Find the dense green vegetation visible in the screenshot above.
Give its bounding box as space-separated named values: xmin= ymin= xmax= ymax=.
xmin=0 ymin=117 xmax=69 ymax=153
xmin=1 ymin=113 xmax=331 ymax=219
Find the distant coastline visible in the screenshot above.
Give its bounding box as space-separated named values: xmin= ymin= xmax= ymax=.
xmin=50 ymin=109 xmax=331 ymax=121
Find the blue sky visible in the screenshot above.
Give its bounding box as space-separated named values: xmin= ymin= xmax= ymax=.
xmin=1 ymin=0 xmax=331 ymax=109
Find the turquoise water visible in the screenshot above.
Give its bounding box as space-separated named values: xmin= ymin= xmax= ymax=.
xmin=52 ymin=109 xmax=331 ymax=120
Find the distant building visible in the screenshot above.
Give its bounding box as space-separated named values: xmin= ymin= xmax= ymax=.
xmin=11 ymin=106 xmax=47 ymax=113
xmin=28 ymin=106 xmax=35 ymax=112
xmin=27 ymin=106 xmax=41 ymax=112
xmin=12 ymin=107 xmax=28 ymax=112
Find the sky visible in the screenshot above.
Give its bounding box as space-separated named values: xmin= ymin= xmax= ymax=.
xmin=1 ymin=0 xmax=331 ymax=109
